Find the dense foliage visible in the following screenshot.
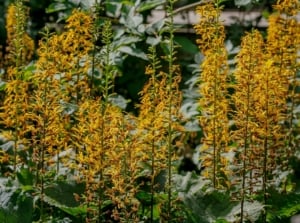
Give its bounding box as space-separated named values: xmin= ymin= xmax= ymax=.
xmin=0 ymin=0 xmax=299 ymax=222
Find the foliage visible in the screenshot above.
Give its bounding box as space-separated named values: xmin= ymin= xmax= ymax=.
xmin=0 ymin=0 xmax=299 ymax=222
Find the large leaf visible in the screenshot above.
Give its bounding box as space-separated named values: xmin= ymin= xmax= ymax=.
xmin=119 ymin=46 xmax=148 ymax=60
xmin=106 ymin=1 xmax=122 ymax=18
xmin=234 ymin=0 xmax=252 ymax=6
xmin=225 ymin=201 xmax=263 ymax=222
xmin=174 ymin=173 xmax=246 ymax=223
xmin=267 ymin=189 xmax=300 ymax=222
xmin=136 ymin=0 xmax=167 ymax=12
xmin=174 ymin=36 xmax=198 ymax=54
xmin=16 ymin=168 xmax=34 ymax=186
xmin=43 ymin=194 xmax=86 ymax=217
xmin=44 ymin=181 xmax=85 ymax=208
xmin=108 ymin=94 xmax=128 ymax=109
xmin=0 ymin=178 xmax=33 ymax=223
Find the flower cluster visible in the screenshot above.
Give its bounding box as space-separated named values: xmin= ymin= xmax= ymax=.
xmin=194 ymin=2 xmax=230 ymax=188
xmin=4 ymin=1 xmax=34 ymax=69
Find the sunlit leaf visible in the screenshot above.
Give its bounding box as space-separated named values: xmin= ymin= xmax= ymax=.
xmin=146 ymin=36 xmax=161 ymax=46
xmin=108 ymin=94 xmax=128 ymax=109
xmin=119 ymin=46 xmax=148 ymax=60
xmin=136 ymin=0 xmax=166 ymax=12
xmin=234 ymin=0 xmax=251 ymax=6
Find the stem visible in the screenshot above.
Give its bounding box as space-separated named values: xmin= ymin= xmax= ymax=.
xmin=97 ymin=22 xmax=112 ymax=222
xmin=287 ymin=68 xmax=297 ymax=155
xmin=167 ymin=1 xmax=175 ymax=219
xmin=90 ymin=43 xmax=96 ymax=96
xmin=150 ymin=136 xmax=155 ymax=223
xmin=150 ymin=46 xmax=157 ymax=223
xmin=40 ymin=65 xmax=49 ymax=221
xmin=240 ymin=48 xmax=253 ymax=223
xmin=172 ymin=0 xmax=213 ymax=15
xmin=262 ymin=70 xmax=269 ymax=223
xmin=213 ymin=72 xmax=217 ymax=188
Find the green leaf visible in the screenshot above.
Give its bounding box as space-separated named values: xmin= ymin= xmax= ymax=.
xmin=108 ymin=94 xmax=128 ymax=109
xmin=153 ymin=204 xmax=161 ymax=220
xmin=267 ymin=189 xmax=300 ymax=222
xmin=114 ymin=36 xmax=142 ymax=46
xmin=174 ymin=36 xmax=198 ymax=54
xmin=146 ymin=36 xmax=161 ymax=46
xmin=215 ymin=219 xmax=230 ymax=223
xmin=16 ymin=168 xmax=34 ymax=186
xmin=225 ymin=201 xmax=263 ymax=222
xmin=22 ymin=64 xmax=35 ymax=81
xmin=60 ymin=101 xmax=78 ymax=115
xmin=106 ymin=2 xmax=122 ymax=18
xmin=125 ymin=15 xmax=144 ymax=29
xmin=0 ymin=140 xmax=14 ymax=153
xmin=0 ymin=180 xmax=33 ymax=223
xmin=136 ymin=191 xmax=152 ymax=206
xmin=146 ymin=19 xmax=165 ymax=35
xmin=43 ymin=194 xmax=86 ymax=217
xmin=78 ymin=0 xmax=95 ymax=9
xmin=160 ymin=40 xmax=171 ymax=56
xmin=44 ymin=181 xmax=85 ymax=208
xmin=0 ymin=80 xmax=6 ymax=91
xmin=234 ymin=0 xmax=251 ymax=6
xmin=119 ymin=46 xmax=148 ymax=60
xmin=136 ymin=0 xmax=166 ymax=12
xmin=46 ymin=2 xmax=68 ymax=13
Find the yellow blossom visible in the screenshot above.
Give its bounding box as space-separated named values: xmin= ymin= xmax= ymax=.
xmin=5 ymin=2 xmax=34 ymax=68
xmin=195 ymin=2 xmax=230 ymax=189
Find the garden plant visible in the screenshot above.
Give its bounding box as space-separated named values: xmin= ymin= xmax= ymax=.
xmin=0 ymin=0 xmax=299 ymax=222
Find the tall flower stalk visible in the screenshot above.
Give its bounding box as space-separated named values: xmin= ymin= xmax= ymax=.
xmin=4 ymin=0 xmax=34 ymax=68
xmin=232 ymin=30 xmax=265 ymax=222
xmin=194 ymin=1 xmax=230 ymax=189
xmin=138 ymin=45 xmax=162 ymax=222
xmin=266 ymin=0 xmax=300 ymax=159
xmin=29 ymin=28 xmax=67 ymax=220
xmin=0 ymin=0 xmax=34 ymax=174
xmin=137 ymin=2 xmax=182 ymax=221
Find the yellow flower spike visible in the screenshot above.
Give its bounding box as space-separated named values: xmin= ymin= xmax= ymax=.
xmin=5 ymin=1 xmax=34 ymax=68
xmin=137 ymin=42 xmax=183 ymax=220
xmin=194 ymin=3 xmax=225 ymax=55
xmin=273 ymin=0 xmax=300 ymax=16
xmin=267 ymin=0 xmax=299 ymax=157
xmin=231 ymin=28 xmax=293 ymax=221
xmin=195 ymin=2 xmax=230 ymax=189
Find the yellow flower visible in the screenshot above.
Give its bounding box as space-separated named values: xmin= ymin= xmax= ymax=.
xmin=194 ymin=3 xmax=225 ymax=55
xmin=195 ymin=2 xmax=230 ymax=189
xmin=273 ymin=0 xmax=300 ymax=16
xmin=5 ymin=2 xmax=34 ymax=68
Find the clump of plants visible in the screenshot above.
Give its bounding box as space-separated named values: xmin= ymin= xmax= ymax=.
xmin=0 ymin=0 xmax=299 ymax=222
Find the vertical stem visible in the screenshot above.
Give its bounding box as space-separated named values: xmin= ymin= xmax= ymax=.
xmin=167 ymin=1 xmax=175 ymax=219
xmin=150 ymin=47 xmax=157 ymax=223
xmin=12 ymin=0 xmax=25 ymax=174
xmin=213 ymin=71 xmax=217 ymax=188
xmin=98 ymin=112 xmax=104 ymax=223
xmin=287 ymin=70 xmax=297 ymax=154
xmin=40 ymin=68 xmax=49 ymax=222
xmin=262 ymin=67 xmax=270 ymax=223
xmin=97 ymin=21 xmax=112 ymax=222
xmin=90 ymin=44 xmax=96 ymax=96
xmin=240 ymin=56 xmax=252 ymax=223
xmin=150 ymin=136 xmax=155 ymax=223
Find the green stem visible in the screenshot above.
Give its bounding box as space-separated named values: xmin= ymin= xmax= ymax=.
xmin=240 ymin=48 xmax=253 ymax=223
xmin=262 ymin=69 xmax=269 ymax=223
xmin=213 ymin=63 xmax=217 ymax=189
xmin=150 ymin=46 xmax=157 ymax=223
xmin=167 ymin=1 xmax=175 ymax=220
